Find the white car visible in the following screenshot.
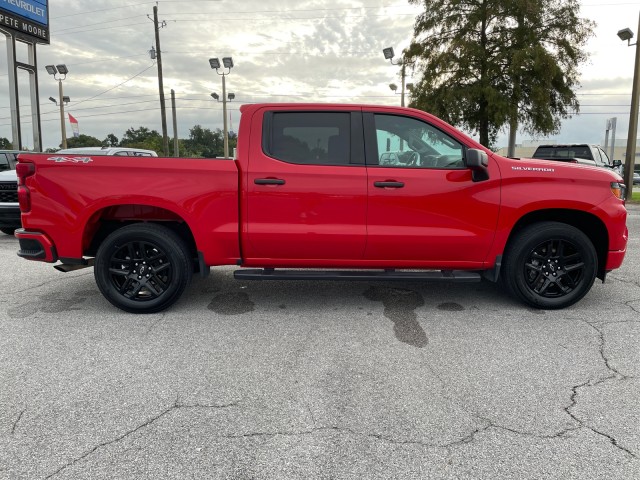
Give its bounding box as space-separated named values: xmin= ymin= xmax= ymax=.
xmin=56 ymin=147 xmax=158 ymax=157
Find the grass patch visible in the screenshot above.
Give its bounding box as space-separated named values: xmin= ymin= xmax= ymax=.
xmin=630 ymin=190 xmax=640 ymax=203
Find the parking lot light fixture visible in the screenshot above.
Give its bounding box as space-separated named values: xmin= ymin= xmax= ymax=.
xmin=618 ymin=28 xmax=634 ymax=43
xmin=45 ymin=63 xmax=69 ymax=149
xmin=382 ymin=47 xmax=411 ymax=107
xmin=209 ymin=56 xmax=235 ymax=158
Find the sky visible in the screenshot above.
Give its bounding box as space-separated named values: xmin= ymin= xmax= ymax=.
xmin=0 ymin=0 xmax=639 ymax=152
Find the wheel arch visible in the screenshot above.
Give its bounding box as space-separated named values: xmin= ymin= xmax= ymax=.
xmin=81 ymin=204 xmax=198 ymax=261
xmin=504 ymin=209 xmax=608 ymax=280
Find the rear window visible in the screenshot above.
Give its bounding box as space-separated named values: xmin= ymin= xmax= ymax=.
xmin=533 ymin=146 xmax=592 ymax=160
xmin=0 ymin=153 xmax=17 ymax=171
xmin=265 ymin=112 xmax=351 ymax=165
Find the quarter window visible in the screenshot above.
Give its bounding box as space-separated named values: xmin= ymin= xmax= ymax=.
xmin=373 ymin=114 xmax=464 ymax=169
xmin=267 ymin=112 xmax=351 ymax=165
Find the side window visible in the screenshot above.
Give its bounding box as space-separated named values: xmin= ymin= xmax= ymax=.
xmin=0 ymin=154 xmax=9 ymax=171
xmin=373 ymin=114 xmax=464 ymax=169
xmin=267 ymin=112 xmax=351 ymax=165
xmin=114 ymin=151 xmax=130 ymax=156
xmin=597 ymin=147 xmax=610 ymax=166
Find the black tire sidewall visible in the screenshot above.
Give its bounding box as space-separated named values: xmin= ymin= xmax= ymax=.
xmin=94 ymin=224 xmax=192 ymax=313
xmin=504 ymin=222 xmax=597 ymax=309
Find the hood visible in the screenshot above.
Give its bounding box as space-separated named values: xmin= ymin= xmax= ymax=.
xmin=0 ymin=169 xmax=17 ymax=181
xmin=513 ymin=157 xmax=623 ymax=182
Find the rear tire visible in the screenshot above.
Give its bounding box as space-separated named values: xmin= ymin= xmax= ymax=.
xmin=1 ymin=228 xmax=16 ymax=235
xmin=94 ymin=223 xmax=193 ymax=313
xmin=502 ymin=222 xmax=597 ymax=309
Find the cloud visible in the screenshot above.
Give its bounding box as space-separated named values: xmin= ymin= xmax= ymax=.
xmin=0 ymin=0 xmax=636 ymax=150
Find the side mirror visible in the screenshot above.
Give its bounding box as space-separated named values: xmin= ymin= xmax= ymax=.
xmin=612 ymin=159 xmax=622 ymax=167
xmin=466 ymin=148 xmax=489 ymax=182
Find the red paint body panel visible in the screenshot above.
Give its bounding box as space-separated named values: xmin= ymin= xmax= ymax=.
xmin=16 ymin=103 xmax=627 ymax=277
xmin=19 ymin=155 xmax=240 ymax=265
xmin=242 ymin=105 xmax=367 ymax=261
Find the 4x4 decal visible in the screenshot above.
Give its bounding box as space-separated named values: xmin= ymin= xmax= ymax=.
xmin=47 ymin=156 xmax=93 ymax=164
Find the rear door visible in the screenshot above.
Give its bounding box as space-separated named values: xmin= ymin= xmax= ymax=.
xmin=363 ymin=110 xmax=501 ymax=266
xmin=243 ymin=107 xmax=367 ymax=263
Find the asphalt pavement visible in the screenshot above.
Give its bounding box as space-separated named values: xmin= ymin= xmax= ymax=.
xmin=0 ymin=206 xmax=638 ymax=479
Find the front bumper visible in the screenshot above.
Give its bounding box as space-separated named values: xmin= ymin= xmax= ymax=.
xmin=15 ymin=229 xmax=58 ymax=262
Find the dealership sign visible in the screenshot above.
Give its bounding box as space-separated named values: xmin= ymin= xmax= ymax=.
xmin=0 ymin=0 xmax=49 ymax=43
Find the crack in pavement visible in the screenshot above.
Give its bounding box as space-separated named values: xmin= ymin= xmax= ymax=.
xmin=607 ymin=274 xmax=640 ymax=289
xmin=5 ymin=271 xmax=93 ymax=296
xmin=565 ymin=381 xmax=637 ymax=458
xmin=44 ymin=397 xmax=239 ymax=479
xmin=11 ymin=409 xmax=25 ymax=435
xmin=581 ymin=321 xmax=633 ymax=381
xmin=560 ymin=320 xmax=638 ymax=459
xmin=144 ymin=312 xmax=168 ymax=335
xmin=623 ymin=298 xmax=640 ymax=315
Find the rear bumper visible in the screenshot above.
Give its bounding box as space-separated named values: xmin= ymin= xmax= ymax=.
xmin=15 ymin=229 xmax=58 ymax=263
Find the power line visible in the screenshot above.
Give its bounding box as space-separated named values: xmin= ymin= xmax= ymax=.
xmin=51 ymin=3 xmax=417 ymax=20
xmin=72 ymin=63 xmax=158 ymax=108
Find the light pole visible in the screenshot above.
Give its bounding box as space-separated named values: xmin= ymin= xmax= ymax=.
xmin=45 ymin=64 xmax=69 ymax=149
xmin=618 ymin=13 xmax=640 ymax=197
xmin=210 ymin=91 xmax=235 ymax=158
xmin=209 ymin=57 xmax=234 ymax=158
xmin=383 ymin=47 xmax=411 ymax=107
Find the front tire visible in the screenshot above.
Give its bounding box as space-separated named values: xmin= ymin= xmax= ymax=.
xmin=502 ymin=222 xmax=597 ymax=309
xmin=94 ymin=223 xmax=193 ymax=313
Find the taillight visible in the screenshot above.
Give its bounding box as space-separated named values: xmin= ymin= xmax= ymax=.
xmin=18 ymin=186 xmax=31 ymax=212
xmin=16 ymin=162 xmax=35 ymax=185
xmin=16 ymin=162 xmax=35 ymax=212
xmin=611 ymin=182 xmax=626 ymax=201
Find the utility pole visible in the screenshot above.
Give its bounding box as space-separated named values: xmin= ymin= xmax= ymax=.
xmin=152 ymin=5 xmax=169 ymax=156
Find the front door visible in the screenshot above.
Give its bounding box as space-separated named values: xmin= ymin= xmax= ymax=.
xmin=364 ymin=110 xmax=501 ymax=267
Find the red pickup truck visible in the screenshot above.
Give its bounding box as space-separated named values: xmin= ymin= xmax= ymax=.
xmin=15 ymin=104 xmax=628 ymax=313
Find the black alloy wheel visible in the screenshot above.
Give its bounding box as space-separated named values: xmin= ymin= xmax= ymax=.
xmin=94 ymin=223 xmax=192 ymax=313
xmin=502 ymin=222 xmax=597 ymax=309
xmin=524 ymin=238 xmax=586 ymax=298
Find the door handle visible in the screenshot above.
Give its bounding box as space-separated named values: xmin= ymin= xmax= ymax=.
xmin=254 ymin=178 xmax=285 ymax=185
xmin=374 ymin=181 xmax=404 ymax=188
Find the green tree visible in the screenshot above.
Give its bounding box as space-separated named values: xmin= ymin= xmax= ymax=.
xmin=184 ymin=125 xmax=224 ymax=157
xmin=64 ymin=134 xmax=103 ymax=148
xmin=120 ymin=126 xmax=163 ymax=153
xmin=406 ymin=0 xmax=594 ymax=148
xmin=0 ymin=137 xmax=12 ymax=149
xmin=103 ymin=133 xmax=119 ymax=147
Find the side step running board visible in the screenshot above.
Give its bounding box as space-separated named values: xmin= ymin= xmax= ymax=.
xmin=234 ymin=269 xmax=481 ymax=282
